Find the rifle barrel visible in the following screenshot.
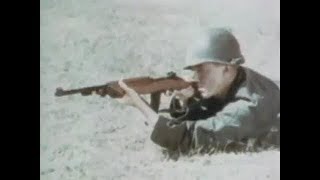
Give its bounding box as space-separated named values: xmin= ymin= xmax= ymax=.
xmin=55 ymin=85 xmax=106 ymax=97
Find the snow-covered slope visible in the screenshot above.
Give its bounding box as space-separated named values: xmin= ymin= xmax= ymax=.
xmin=40 ymin=0 xmax=280 ymax=179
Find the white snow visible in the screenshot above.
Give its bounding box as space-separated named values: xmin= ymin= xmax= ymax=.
xmin=40 ymin=0 xmax=280 ymax=179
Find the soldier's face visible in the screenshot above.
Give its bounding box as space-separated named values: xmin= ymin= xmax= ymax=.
xmin=191 ymin=62 xmax=238 ymax=99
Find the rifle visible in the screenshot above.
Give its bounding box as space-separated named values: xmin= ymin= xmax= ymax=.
xmin=54 ymin=72 xmax=198 ymax=99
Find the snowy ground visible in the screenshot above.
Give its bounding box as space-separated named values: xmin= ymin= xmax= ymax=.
xmin=40 ymin=0 xmax=280 ymax=179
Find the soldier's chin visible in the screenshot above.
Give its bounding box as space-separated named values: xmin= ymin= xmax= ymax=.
xmin=201 ymin=93 xmax=214 ymax=99
xmin=199 ymin=89 xmax=212 ymax=99
xmin=200 ymin=89 xmax=224 ymax=99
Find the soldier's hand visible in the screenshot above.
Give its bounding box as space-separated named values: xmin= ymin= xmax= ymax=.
xmin=164 ymin=73 xmax=196 ymax=97
xmin=116 ymin=79 xmax=141 ymax=107
xmin=172 ymin=86 xmax=195 ymax=102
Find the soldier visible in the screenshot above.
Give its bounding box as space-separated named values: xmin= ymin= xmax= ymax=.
xmin=117 ymin=28 xmax=280 ymax=155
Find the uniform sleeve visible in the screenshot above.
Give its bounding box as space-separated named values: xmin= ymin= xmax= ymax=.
xmin=150 ymin=99 xmax=256 ymax=152
xmin=193 ymin=99 xmax=255 ymax=148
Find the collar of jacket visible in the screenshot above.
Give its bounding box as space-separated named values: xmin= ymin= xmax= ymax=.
xmin=225 ymin=66 xmax=247 ymax=102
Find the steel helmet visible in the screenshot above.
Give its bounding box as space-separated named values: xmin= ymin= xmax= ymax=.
xmin=185 ymin=28 xmax=245 ymax=69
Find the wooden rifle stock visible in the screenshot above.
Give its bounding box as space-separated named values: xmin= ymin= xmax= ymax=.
xmin=55 ymin=72 xmax=198 ymax=98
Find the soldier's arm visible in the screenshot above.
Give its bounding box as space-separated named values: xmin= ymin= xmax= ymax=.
xmin=150 ymin=98 xmax=255 ymax=151
xmin=191 ymin=99 xmax=255 ymax=148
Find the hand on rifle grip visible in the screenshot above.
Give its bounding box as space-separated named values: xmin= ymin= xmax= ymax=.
xmin=171 ymin=86 xmax=195 ymax=102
